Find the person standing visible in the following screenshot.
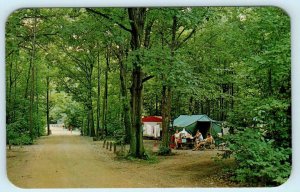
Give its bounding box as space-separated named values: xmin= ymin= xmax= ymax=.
xmin=174 ymin=130 xmax=181 ymax=149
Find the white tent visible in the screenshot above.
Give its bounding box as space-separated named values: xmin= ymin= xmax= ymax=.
xmin=142 ymin=116 xmax=162 ymax=138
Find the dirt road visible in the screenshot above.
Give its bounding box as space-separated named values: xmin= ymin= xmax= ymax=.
xmin=7 ymin=127 xmax=239 ymax=188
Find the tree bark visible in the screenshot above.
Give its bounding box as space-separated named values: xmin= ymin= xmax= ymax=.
xmin=102 ymin=46 xmax=109 ymax=136
xmin=117 ymin=48 xmax=132 ymax=144
xmin=24 ymin=56 xmax=33 ymax=99
xmin=160 ymin=16 xmax=177 ymax=154
xmin=87 ymin=53 xmax=95 ymax=137
xmin=96 ymin=49 xmax=101 ymax=138
xmin=46 ymin=68 xmax=50 ymax=135
xmin=35 ymin=44 xmax=40 ymax=137
xmin=161 ymin=83 xmax=172 ymax=150
xmin=128 ymin=8 xmax=147 ymax=158
xmin=29 ymin=9 xmax=37 ymax=141
xmin=29 ymin=57 xmax=35 ymax=140
xmin=88 ymin=76 xmax=95 ymax=137
xmin=7 ymin=56 xmax=13 ymax=124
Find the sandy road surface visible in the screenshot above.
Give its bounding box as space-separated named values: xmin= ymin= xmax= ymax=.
xmin=7 ymin=127 xmax=239 ymax=188
xmin=7 ymin=127 xmax=137 ymax=188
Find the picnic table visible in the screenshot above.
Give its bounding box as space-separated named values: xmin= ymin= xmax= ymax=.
xmin=177 ymin=137 xmax=195 ymax=149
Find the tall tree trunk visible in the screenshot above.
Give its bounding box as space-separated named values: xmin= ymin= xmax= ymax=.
xmin=88 ymin=52 xmax=95 ymax=137
xmin=29 ymin=59 xmax=35 ymax=140
xmin=128 ymin=8 xmax=147 ymax=158
xmin=175 ymin=94 xmax=180 ymax=116
xmin=24 ymin=58 xmax=33 ymax=99
xmin=220 ymin=95 xmax=224 ymax=121
xmin=87 ymin=111 xmax=90 ymax=136
xmin=160 ymin=16 xmax=177 ymax=154
xmin=96 ymin=50 xmax=101 ymax=138
xmin=29 ymin=9 xmax=37 ymax=141
xmin=46 ymin=69 xmax=50 ymax=135
xmin=13 ymin=62 xmax=18 ymax=121
xmin=206 ymin=99 xmax=210 ymax=116
xmin=161 ymin=83 xmax=172 ymax=150
xmin=117 ymin=49 xmax=132 ymax=144
xmin=194 ymin=100 xmax=200 ymax=114
xmin=102 ymin=46 xmax=109 ymax=136
xmin=7 ymin=56 xmax=13 ymax=124
xmin=35 ymin=48 xmax=40 ymax=137
xmin=130 ymin=66 xmax=144 ymax=157
xmin=88 ymin=79 xmax=95 ymax=137
xmin=81 ymin=118 xmax=85 ymax=136
xmin=200 ymin=101 xmax=204 ymax=114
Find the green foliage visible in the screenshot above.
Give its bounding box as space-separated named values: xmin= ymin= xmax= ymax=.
xmin=225 ymin=128 xmax=291 ymax=186
xmin=7 ymin=119 xmax=33 ymax=145
xmin=157 ymin=145 xmax=172 ymax=156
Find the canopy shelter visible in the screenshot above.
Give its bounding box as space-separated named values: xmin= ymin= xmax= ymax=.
xmin=172 ymin=115 xmax=222 ymax=138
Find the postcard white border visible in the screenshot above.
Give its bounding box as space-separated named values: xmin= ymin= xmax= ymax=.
xmin=0 ymin=0 xmax=299 ymax=192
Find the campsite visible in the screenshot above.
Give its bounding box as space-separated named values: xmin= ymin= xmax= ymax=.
xmin=7 ymin=127 xmax=241 ymax=188
xmin=6 ymin=7 xmax=291 ymax=188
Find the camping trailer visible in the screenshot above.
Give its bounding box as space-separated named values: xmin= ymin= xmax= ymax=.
xmin=142 ymin=116 xmax=162 ymax=138
xmin=172 ymin=115 xmax=222 ymax=138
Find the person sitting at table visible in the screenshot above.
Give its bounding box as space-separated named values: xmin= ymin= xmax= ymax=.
xmin=174 ymin=129 xmax=181 ymax=149
xmin=205 ymin=133 xmax=214 ymax=145
xmin=192 ymin=130 xmax=202 ymax=147
xmin=193 ymin=133 xmax=214 ymax=151
xmin=195 ymin=130 xmax=204 ymax=142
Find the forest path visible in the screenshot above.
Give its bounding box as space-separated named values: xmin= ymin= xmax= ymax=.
xmin=7 ymin=127 xmax=240 ymax=188
xmin=7 ymin=129 xmax=137 ymax=188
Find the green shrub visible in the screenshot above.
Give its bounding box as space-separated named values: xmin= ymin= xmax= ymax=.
xmin=7 ymin=119 xmax=33 ymax=145
xmin=12 ymin=134 xmax=33 ymax=145
xmin=225 ymin=128 xmax=291 ymax=186
xmin=157 ymin=146 xmax=172 ymax=156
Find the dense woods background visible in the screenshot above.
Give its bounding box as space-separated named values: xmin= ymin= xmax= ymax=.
xmin=6 ymin=7 xmax=291 ymax=186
